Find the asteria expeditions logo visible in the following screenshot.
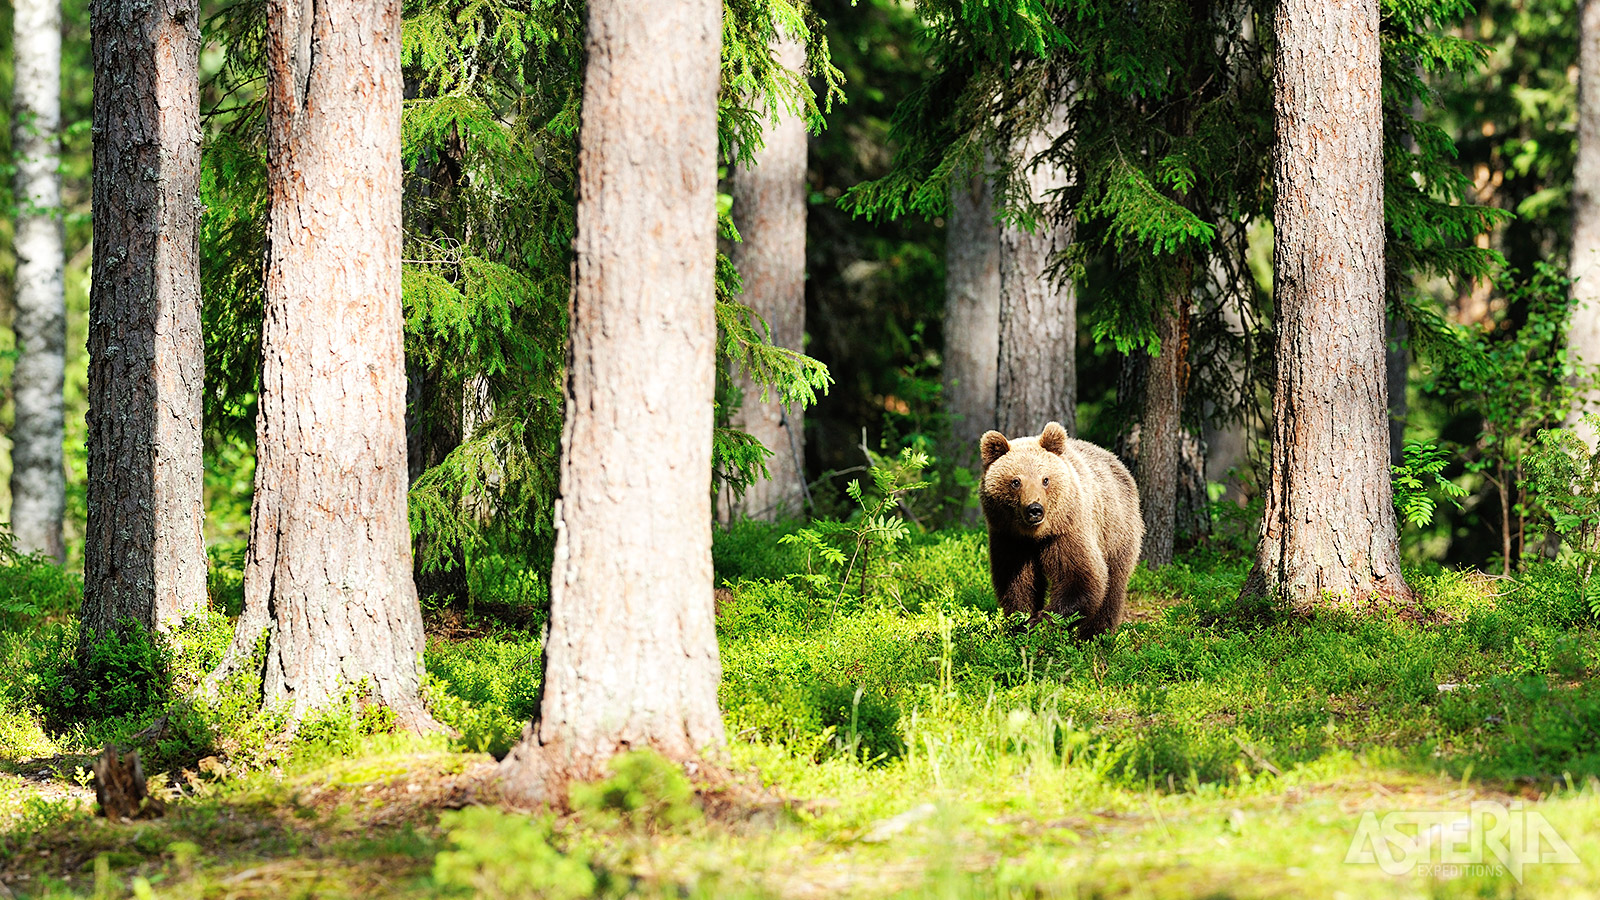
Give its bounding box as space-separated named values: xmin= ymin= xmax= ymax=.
xmin=1344 ymin=801 xmax=1580 ymax=883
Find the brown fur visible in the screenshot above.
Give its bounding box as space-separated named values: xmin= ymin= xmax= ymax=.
xmin=979 ymin=422 xmax=1143 ymax=638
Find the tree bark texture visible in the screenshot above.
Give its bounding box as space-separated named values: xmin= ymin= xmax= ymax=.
xmin=1139 ymin=291 xmax=1190 ymax=567
xmin=498 ymin=0 xmax=725 ymax=805
xmin=1571 ymin=0 xmax=1600 ymax=444
xmin=1243 ymin=0 xmax=1410 ymax=609
xmin=996 ymin=105 xmax=1076 ymax=437
xmin=11 ymin=0 xmax=66 ymax=562
xmin=212 ymin=0 xmax=429 ymax=724
xmin=82 ymin=0 xmax=207 ymax=648
xmin=727 ymin=34 xmax=808 ymax=520
xmin=943 ymin=171 xmax=1000 ymax=460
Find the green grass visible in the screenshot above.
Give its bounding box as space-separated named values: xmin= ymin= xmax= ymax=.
xmin=4 ymin=522 xmax=1600 ymax=897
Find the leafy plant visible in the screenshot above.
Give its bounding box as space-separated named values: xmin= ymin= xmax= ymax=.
xmin=1523 ymin=416 xmax=1600 ymax=617
xmin=1390 ymin=439 xmax=1468 ymax=528
xmin=0 ymin=527 xmax=82 ymax=631
xmin=779 ymin=447 xmax=933 ymax=608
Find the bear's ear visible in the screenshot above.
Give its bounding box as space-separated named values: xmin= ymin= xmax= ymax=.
xmin=1039 ymin=421 xmax=1068 ymax=455
xmin=980 ymin=431 xmax=1010 ymax=469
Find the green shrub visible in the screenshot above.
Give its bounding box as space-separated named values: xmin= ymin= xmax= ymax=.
xmin=569 ymin=749 xmax=701 ymax=832
xmin=39 ymin=620 xmax=171 ymax=728
xmin=0 ymin=528 xmax=83 ymax=631
xmin=433 ymin=806 xmax=595 ymax=900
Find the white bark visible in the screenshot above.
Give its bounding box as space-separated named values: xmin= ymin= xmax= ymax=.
xmin=727 ymin=34 xmax=808 ymax=520
xmin=1571 ymin=0 xmax=1600 ymax=444
xmin=10 ymin=0 xmax=65 ymax=562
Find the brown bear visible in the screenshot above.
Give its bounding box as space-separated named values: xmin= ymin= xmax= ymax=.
xmin=979 ymin=421 xmax=1143 ymax=638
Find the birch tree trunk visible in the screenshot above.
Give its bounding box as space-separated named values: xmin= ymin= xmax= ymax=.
xmin=996 ymin=105 xmax=1076 ymax=436
xmin=1242 ymin=0 xmax=1410 ymax=609
xmin=498 ymin=0 xmax=724 ymax=805
xmin=1570 ymin=0 xmax=1600 ymax=444
xmin=727 ymin=33 xmax=808 ymax=520
xmin=10 ymin=0 xmax=66 ymax=562
xmin=80 ymin=0 xmax=207 ymax=648
xmin=209 ymin=0 xmax=430 ymax=726
xmin=943 ymin=170 xmax=1000 ymax=462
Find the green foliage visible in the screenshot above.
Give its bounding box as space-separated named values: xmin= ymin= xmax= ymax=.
xmin=568 ymin=750 xmax=703 ymax=832
xmin=1524 ymin=417 xmax=1600 ymax=617
xmin=424 ymin=634 xmax=542 ymax=756
xmin=1424 ymin=264 xmax=1591 ymax=570
xmin=1390 ymin=439 xmax=1468 ymax=528
xmin=779 ymin=447 xmax=932 ymax=606
xmin=0 ymin=528 xmax=82 ymax=631
xmin=40 ymin=621 xmax=170 ymax=728
xmin=433 ymin=807 xmax=596 ymax=900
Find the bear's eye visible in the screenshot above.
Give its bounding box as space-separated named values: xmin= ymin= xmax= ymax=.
xmin=1042 ymin=477 xmax=1049 ymax=487
xmin=1011 ymin=478 xmax=1020 ymax=490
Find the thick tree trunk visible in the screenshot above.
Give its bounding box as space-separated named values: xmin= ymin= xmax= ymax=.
xmin=943 ymin=170 xmax=1000 ymax=460
xmin=81 ymin=0 xmax=207 ymax=648
xmin=498 ymin=0 xmax=724 ymax=805
xmin=996 ymin=106 xmax=1076 ymax=436
xmin=727 ymin=34 xmax=808 ymax=521
xmin=1139 ymin=275 xmax=1191 ymax=567
xmin=1571 ymin=0 xmax=1600 ymax=444
xmin=10 ymin=0 xmax=66 ymax=562
xmin=1243 ymin=0 xmax=1410 ymax=610
xmin=209 ymin=0 xmax=429 ymax=725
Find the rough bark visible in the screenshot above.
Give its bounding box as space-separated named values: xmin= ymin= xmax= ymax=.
xmin=81 ymin=0 xmax=207 ymax=648
xmin=1139 ymin=290 xmax=1190 ymax=567
xmin=498 ymin=0 xmax=724 ymax=805
xmin=1243 ymin=0 xmax=1410 ymax=609
xmin=10 ymin=0 xmax=66 ymax=562
xmin=996 ymin=105 xmax=1076 ymax=436
xmin=1571 ymin=0 xmax=1600 ymax=445
xmin=209 ymin=0 xmax=429 ymax=725
xmin=727 ymin=34 xmax=808 ymax=520
xmin=943 ymin=170 xmax=1000 ymax=460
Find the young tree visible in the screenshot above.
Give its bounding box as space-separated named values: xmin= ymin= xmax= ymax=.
xmin=996 ymin=102 xmax=1076 ymax=437
xmin=208 ymin=0 xmax=431 ymax=725
xmin=11 ymin=0 xmax=66 ymax=562
xmin=727 ymin=32 xmax=810 ymax=520
xmin=1241 ymin=0 xmax=1410 ymax=608
xmin=943 ymin=170 xmax=1000 ymax=465
xmin=81 ymin=0 xmax=207 ymax=647
xmin=1571 ymin=0 xmax=1600 ymax=443
xmin=498 ymin=0 xmax=725 ymax=803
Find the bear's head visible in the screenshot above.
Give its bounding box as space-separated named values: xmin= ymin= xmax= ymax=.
xmin=978 ymin=422 xmax=1071 ymax=534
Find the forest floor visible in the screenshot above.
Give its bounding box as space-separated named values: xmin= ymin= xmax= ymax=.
xmin=4 ymin=522 xmax=1600 ymax=898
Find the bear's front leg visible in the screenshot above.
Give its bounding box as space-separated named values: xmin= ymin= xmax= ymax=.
xmin=1040 ymin=536 xmax=1108 ymax=635
xmin=989 ymin=536 xmax=1045 ymax=623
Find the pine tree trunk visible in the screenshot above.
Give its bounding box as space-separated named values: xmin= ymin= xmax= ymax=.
xmin=81 ymin=0 xmax=207 ymax=647
xmin=1243 ymin=0 xmax=1410 ymax=609
xmin=727 ymin=33 xmax=808 ymax=521
xmin=1571 ymin=0 xmax=1600 ymax=443
xmin=498 ymin=0 xmax=724 ymax=805
xmin=10 ymin=0 xmax=66 ymax=563
xmin=209 ymin=0 xmax=430 ymax=725
xmin=1139 ymin=286 xmax=1190 ymax=567
xmin=943 ymin=170 xmax=1000 ymax=461
xmin=996 ymin=106 xmax=1076 ymax=436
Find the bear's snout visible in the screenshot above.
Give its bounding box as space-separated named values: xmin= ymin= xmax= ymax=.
xmin=1024 ymin=502 xmax=1045 ymax=525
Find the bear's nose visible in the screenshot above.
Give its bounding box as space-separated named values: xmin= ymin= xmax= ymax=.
xmin=1025 ymin=502 xmax=1044 ymax=522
